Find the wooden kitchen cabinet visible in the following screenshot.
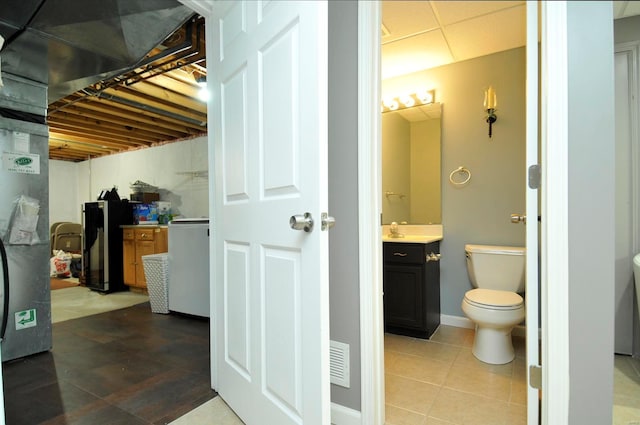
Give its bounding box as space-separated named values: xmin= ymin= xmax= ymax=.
xmin=383 ymin=241 xmax=441 ymax=339
xmin=122 ymin=226 xmax=168 ymax=290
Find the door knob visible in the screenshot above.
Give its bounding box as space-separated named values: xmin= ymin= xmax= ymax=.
xmin=511 ymin=213 xmax=526 ymax=224
xmin=321 ymin=213 xmax=335 ymax=231
xmin=290 ymin=212 xmax=314 ymax=232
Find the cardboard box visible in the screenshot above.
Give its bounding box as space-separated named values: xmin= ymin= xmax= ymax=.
xmin=130 ymin=192 xmax=160 ymax=203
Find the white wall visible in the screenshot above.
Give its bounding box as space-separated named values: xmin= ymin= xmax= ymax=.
xmin=49 ymin=136 xmax=209 ymax=225
xmin=49 ymin=159 xmax=82 ymax=224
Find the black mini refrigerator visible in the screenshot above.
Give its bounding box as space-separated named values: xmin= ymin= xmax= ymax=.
xmin=82 ymin=200 xmax=133 ymax=292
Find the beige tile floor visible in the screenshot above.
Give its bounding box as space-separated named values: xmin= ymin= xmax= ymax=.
xmin=170 ymin=397 xmax=244 ymax=425
xmin=613 ymin=354 xmax=640 ymax=425
xmin=385 ymin=326 xmax=528 ymax=425
xmin=386 ymin=326 xmax=640 ymax=425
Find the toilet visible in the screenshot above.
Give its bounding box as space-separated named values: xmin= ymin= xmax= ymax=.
xmin=462 ymin=244 xmax=526 ymax=364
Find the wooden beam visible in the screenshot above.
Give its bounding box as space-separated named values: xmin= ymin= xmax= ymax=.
xmin=48 ymin=115 xmax=170 ymax=143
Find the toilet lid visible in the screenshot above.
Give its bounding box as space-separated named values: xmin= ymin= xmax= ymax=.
xmin=464 ymin=288 xmax=524 ymax=309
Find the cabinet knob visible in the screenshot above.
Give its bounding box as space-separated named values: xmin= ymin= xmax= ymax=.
xmin=426 ymin=252 xmax=441 ymax=262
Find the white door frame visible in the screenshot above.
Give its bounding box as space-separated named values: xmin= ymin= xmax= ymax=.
xmin=176 ymin=0 xmax=218 ymax=390
xmin=357 ymin=1 xmax=572 ymax=423
xmin=357 ymin=2 xmax=384 ymax=424
xmin=524 ymin=1 xmax=540 ymax=423
xmin=539 ymin=2 xmax=570 ymax=421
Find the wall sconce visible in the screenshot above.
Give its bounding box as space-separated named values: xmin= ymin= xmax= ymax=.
xmin=484 ymin=86 xmax=497 ymax=138
xmin=381 ymin=89 xmax=435 ymax=112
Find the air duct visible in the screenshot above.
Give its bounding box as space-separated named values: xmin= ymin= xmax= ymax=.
xmin=0 ymin=0 xmax=194 ymax=104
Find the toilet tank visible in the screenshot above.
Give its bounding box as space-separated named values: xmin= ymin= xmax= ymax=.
xmin=465 ymin=244 xmax=526 ymax=292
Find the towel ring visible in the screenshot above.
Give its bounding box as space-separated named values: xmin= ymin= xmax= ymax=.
xmin=449 ymin=166 xmax=471 ymax=186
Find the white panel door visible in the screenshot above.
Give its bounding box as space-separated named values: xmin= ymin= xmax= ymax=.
xmin=211 ymin=2 xmax=329 ymax=424
xmin=525 ymin=2 xmax=540 ymax=424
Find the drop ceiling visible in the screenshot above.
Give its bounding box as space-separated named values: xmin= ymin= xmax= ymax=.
xmin=381 ymin=1 xmax=640 ymax=80
xmin=35 ymin=1 xmax=640 ymax=162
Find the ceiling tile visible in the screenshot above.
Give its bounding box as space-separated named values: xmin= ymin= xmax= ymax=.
xmin=382 ymin=29 xmax=453 ymax=79
xmin=432 ymin=1 xmax=525 ymax=26
xmin=382 ymin=1 xmax=439 ymax=43
xmin=444 ymin=5 xmax=526 ymax=62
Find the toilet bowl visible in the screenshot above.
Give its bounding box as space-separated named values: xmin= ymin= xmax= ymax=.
xmin=462 ymin=288 xmax=525 ymax=364
xmin=462 ymin=244 xmax=526 ymax=364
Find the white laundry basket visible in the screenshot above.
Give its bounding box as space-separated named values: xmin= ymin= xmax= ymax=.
xmin=142 ymin=253 xmax=169 ymax=314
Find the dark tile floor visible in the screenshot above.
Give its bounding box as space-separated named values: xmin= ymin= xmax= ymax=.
xmin=2 ymin=302 xmax=217 ymax=425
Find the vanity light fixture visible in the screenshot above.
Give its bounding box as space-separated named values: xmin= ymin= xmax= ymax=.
xmin=381 ymin=89 xmax=435 ymax=112
xmin=484 ymin=85 xmax=497 ymax=138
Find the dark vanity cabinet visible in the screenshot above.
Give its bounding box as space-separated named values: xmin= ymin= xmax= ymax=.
xmin=383 ymin=241 xmax=440 ymax=339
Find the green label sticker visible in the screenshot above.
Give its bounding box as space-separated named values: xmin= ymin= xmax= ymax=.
xmin=15 ymin=309 xmax=37 ymax=330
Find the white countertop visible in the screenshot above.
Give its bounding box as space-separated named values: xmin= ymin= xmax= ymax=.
xmin=381 ymin=224 xmax=443 ymax=244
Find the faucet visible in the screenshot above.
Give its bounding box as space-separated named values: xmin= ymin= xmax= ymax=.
xmin=389 ymin=221 xmax=405 ymax=238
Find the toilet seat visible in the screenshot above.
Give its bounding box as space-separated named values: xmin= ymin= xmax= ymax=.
xmin=464 ymin=288 xmax=523 ymax=310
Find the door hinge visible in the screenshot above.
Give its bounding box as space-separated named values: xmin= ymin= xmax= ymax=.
xmin=528 ymin=164 xmax=541 ymax=189
xmin=529 ymin=364 xmax=542 ymax=389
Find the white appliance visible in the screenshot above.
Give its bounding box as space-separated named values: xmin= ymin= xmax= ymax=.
xmin=168 ymin=218 xmax=210 ymax=317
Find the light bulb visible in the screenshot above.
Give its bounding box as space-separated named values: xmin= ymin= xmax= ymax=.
xmin=382 ymin=98 xmax=399 ymax=111
xmin=198 ymin=86 xmax=209 ymax=102
xmin=417 ymin=91 xmax=433 ymax=104
xmin=400 ymin=95 xmax=415 ymax=108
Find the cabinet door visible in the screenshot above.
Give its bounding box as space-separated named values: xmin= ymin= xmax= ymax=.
xmin=123 ymin=239 xmax=136 ymax=285
xmin=154 ymin=227 xmax=168 ymax=253
xmin=135 ymin=240 xmax=156 ymax=287
xmin=384 ymin=263 xmax=425 ymax=329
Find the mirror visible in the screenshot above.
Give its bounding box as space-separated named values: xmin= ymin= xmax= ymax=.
xmin=382 ymin=102 xmax=442 ymax=224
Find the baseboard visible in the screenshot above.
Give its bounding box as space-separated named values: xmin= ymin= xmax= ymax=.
xmin=440 ymin=314 xmax=529 ymax=337
xmin=440 ymin=314 xmax=474 ymax=329
xmin=512 ymin=325 xmax=527 ymax=338
xmin=331 ymin=402 xmax=361 ymax=425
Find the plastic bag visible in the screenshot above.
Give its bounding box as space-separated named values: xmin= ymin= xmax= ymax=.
xmin=7 ymin=195 xmax=40 ymax=245
xmin=50 ymin=250 xmax=72 ymax=278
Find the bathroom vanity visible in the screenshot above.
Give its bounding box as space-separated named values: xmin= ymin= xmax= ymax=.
xmin=383 ymin=240 xmax=441 ymax=339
